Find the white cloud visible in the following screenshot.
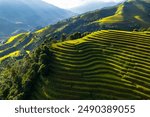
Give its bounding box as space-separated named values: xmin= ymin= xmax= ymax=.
xmin=42 ymin=0 xmax=124 ymax=9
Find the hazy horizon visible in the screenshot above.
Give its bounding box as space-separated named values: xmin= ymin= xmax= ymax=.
xmin=42 ymin=0 xmax=125 ymax=9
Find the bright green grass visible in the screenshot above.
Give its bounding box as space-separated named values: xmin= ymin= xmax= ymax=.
xmin=98 ymin=4 xmax=124 ymax=24
xmin=26 ymin=50 xmax=30 ymax=54
xmin=134 ymin=15 xmax=145 ymax=22
xmin=35 ymin=26 xmax=49 ymax=34
xmin=5 ymin=33 xmax=26 ymax=44
xmin=0 ymin=32 xmax=34 ymax=61
xmin=99 ymin=14 xmax=124 ymax=24
xmin=0 ymin=51 xmax=20 ymax=62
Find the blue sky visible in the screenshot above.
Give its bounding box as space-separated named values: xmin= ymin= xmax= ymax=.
xmin=42 ymin=0 xmax=124 ymax=9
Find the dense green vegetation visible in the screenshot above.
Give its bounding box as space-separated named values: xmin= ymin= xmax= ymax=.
xmin=0 ymin=30 xmax=150 ymax=100
xmin=0 ymin=0 xmax=150 ymax=100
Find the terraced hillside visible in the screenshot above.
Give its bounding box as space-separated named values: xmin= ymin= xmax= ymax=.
xmin=0 ymin=28 xmax=47 ymax=62
xmin=29 ymin=30 xmax=150 ymax=100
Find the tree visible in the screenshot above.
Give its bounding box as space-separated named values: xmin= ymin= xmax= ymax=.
xmin=54 ymin=35 xmax=58 ymax=40
xmin=74 ymin=32 xmax=82 ymax=39
xmin=68 ymin=34 xmax=74 ymax=40
xmin=147 ymin=27 xmax=150 ymax=31
xmin=68 ymin=32 xmax=82 ymax=40
xmin=39 ymin=53 xmax=50 ymax=65
xmin=139 ymin=28 xmax=146 ymax=32
xmin=60 ymin=33 xmax=67 ymax=42
xmin=82 ymin=32 xmax=90 ymax=37
xmin=38 ymin=64 xmax=49 ymax=76
xmin=42 ymin=45 xmax=50 ymax=55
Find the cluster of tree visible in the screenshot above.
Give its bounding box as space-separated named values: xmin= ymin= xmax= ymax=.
xmin=60 ymin=32 xmax=90 ymax=41
xmin=43 ymin=31 xmax=91 ymax=45
xmin=133 ymin=27 xmax=150 ymax=32
xmin=0 ymin=44 xmax=53 ymax=99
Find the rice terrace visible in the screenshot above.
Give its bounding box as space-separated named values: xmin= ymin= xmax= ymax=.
xmin=34 ymin=30 xmax=150 ymax=100
xmin=0 ymin=0 xmax=150 ymax=100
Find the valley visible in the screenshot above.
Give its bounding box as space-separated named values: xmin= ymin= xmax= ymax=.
xmin=0 ymin=0 xmax=150 ymax=100
xmin=0 ymin=30 xmax=150 ymax=99
xmin=0 ymin=0 xmax=74 ymax=39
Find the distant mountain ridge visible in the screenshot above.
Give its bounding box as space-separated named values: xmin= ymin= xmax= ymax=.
xmin=70 ymin=1 xmax=117 ymax=14
xmin=42 ymin=0 xmax=150 ymax=38
xmin=99 ymin=0 xmax=150 ymax=27
xmin=0 ymin=0 xmax=74 ymax=40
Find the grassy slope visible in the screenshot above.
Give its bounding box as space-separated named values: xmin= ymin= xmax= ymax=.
xmin=99 ymin=4 xmax=124 ymax=24
xmin=0 ymin=27 xmax=48 ymax=62
xmin=99 ymin=0 xmax=150 ymax=26
xmin=30 ymin=30 xmax=150 ymax=100
xmin=43 ymin=7 xmax=117 ymax=37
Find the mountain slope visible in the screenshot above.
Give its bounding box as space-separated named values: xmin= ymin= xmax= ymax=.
xmin=32 ymin=30 xmax=150 ymax=100
xmin=41 ymin=0 xmax=150 ymax=38
xmin=0 ymin=26 xmax=50 ymax=62
xmin=1 ymin=0 xmax=150 ymax=63
xmin=99 ymin=0 xmax=150 ymax=27
xmin=1 ymin=30 xmax=150 ymax=99
xmin=0 ymin=0 xmax=74 ymax=39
